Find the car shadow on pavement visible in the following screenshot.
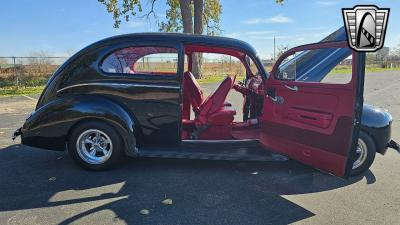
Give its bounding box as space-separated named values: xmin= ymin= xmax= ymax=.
xmin=0 ymin=144 xmax=375 ymax=225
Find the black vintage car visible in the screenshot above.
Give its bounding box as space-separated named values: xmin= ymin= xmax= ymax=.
xmin=13 ymin=27 xmax=399 ymax=178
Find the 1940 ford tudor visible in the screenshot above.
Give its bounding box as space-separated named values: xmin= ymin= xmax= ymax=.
xmin=13 ymin=27 xmax=399 ymax=178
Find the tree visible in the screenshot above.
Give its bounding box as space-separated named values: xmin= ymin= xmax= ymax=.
xmin=98 ymin=0 xmax=222 ymax=34
xmin=99 ymin=0 xmax=221 ymax=78
xmin=159 ymin=0 xmax=221 ymax=35
xmin=158 ymin=0 xmax=222 ymax=77
xmin=392 ymin=42 xmax=400 ymax=58
xmin=98 ymin=0 xmax=143 ymax=28
xmin=27 ymin=51 xmax=54 ymax=66
xmin=276 ymin=45 xmax=289 ymax=60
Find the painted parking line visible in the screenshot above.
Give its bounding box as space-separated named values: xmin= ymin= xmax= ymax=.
xmin=22 ymin=95 xmax=37 ymax=101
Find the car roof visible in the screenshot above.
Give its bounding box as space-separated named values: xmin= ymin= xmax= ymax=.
xmin=90 ymin=32 xmax=259 ymax=55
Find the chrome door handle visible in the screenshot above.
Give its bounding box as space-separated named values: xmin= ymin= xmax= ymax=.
xmin=284 ymin=85 xmax=298 ymax=92
xmin=267 ymin=95 xmax=284 ymax=104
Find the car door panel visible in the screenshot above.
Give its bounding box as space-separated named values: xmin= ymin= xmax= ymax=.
xmin=260 ymin=41 xmax=364 ymax=177
xmin=268 ymin=81 xmax=353 ymax=135
xmin=286 ymin=107 xmax=333 ymax=129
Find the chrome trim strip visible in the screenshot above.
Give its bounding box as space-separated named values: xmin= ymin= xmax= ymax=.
xmin=57 ymin=82 xmax=180 ymax=93
xmin=182 ymin=139 xmax=259 ymax=144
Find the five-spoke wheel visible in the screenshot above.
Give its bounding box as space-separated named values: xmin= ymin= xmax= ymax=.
xmin=68 ymin=121 xmax=123 ymax=170
xmin=76 ymin=129 xmax=113 ymax=165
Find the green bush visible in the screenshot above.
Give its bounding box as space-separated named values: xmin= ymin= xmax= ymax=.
xmin=0 ymin=73 xmax=51 ymax=88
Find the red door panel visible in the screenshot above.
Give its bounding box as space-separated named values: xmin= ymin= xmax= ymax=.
xmin=286 ymin=107 xmax=333 ymax=129
xmin=267 ymin=81 xmax=354 ymax=135
xmin=260 ymin=41 xmax=362 ymax=177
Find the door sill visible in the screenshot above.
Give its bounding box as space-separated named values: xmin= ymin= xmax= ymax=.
xmin=137 ymin=140 xmax=288 ymax=162
xmin=181 ymin=139 xmax=259 ymax=144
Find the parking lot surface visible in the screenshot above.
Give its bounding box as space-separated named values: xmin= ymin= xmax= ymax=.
xmin=0 ymin=71 xmax=399 ymax=225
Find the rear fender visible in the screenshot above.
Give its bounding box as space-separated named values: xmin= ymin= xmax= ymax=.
xmin=21 ymin=95 xmax=138 ymax=156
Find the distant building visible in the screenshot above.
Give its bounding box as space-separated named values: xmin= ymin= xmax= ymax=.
xmin=261 ymin=59 xmax=274 ymax=67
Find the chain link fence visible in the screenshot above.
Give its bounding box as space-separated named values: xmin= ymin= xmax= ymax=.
xmin=365 ymin=58 xmax=400 ymax=69
xmin=0 ymin=56 xmax=68 ymax=88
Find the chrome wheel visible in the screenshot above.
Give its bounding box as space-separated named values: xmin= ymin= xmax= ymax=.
xmin=353 ymin=138 xmax=368 ymax=170
xmin=76 ymin=129 xmax=113 ymax=165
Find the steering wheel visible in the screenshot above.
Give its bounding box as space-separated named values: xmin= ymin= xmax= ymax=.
xmin=237 ymin=78 xmax=246 ymax=88
xmin=247 ymin=75 xmax=263 ymax=93
xmin=234 ymin=75 xmax=263 ymax=121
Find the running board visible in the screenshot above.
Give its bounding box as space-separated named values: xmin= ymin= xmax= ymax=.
xmin=137 ymin=140 xmax=288 ymax=162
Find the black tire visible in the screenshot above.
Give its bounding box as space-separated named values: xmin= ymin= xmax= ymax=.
xmin=350 ymin=131 xmax=376 ymax=176
xmin=68 ymin=120 xmax=123 ymax=170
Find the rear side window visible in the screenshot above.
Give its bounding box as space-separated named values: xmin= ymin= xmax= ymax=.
xmin=100 ymin=46 xmax=178 ymax=75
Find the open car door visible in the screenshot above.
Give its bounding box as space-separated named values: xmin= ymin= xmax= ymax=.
xmin=260 ymin=40 xmax=366 ymax=178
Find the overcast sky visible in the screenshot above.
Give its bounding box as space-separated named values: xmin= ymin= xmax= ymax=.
xmin=1 ymin=0 xmax=399 ymax=58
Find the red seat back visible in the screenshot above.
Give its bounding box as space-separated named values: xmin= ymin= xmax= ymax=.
xmin=199 ymin=75 xmax=235 ymax=117
xmin=183 ymin=71 xmax=204 ymax=114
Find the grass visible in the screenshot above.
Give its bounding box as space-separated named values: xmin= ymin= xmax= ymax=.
xmin=0 ymin=86 xmax=44 ymax=97
xmin=198 ymin=75 xmax=245 ymax=84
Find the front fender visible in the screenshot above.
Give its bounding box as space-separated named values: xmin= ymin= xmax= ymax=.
xmin=361 ymin=104 xmax=393 ymax=154
xmin=21 ymin=95 xmax=138 ymax=156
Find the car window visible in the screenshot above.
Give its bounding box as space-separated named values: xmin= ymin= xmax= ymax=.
xmin=195 ymin=53 xmax=246 ymax=77
xmin=101 ymin=46 xmax=178 ymax=75
xmin=277 ymin=47 xmax=352 ymax=84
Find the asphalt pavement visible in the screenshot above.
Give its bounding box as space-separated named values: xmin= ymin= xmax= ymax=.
xmin=0 ymin=71 xmax=399 ymax=225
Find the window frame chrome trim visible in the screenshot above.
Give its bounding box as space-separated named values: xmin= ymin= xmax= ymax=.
xmin=57 ymin=82 xmax=180 ymax=93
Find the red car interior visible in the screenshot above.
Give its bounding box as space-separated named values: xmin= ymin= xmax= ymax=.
xmin=184 ymin=45 xmax=247 ymax=59
xmin=132 ymin=71 xmax=177 ymax=76
xmin=182 ymin=74 xmax=237 ymax=139
xmin=181 ymin=44 xmax=263 ymax=140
